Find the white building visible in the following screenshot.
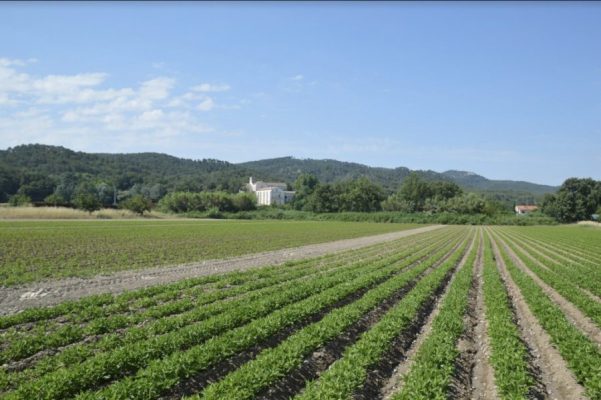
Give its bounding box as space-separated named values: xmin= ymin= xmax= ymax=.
xmin=515 ymin=205 xmax=538 ymax=215
xmin=247 ymin=177 xmax=295 ymax=206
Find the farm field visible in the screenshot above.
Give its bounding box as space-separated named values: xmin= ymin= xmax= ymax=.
xmin=1 ymin=225 xmax=601 ymax=399
xmin=0 ymin=220 xmax=420 ymax=286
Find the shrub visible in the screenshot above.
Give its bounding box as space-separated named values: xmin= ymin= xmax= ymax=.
xmin=8 ymin=194 xmax=32 ymax=207
xmin=122 ymin=195 xmax=153 ymax=216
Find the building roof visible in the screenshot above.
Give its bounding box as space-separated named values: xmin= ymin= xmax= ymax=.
xmin=515 ymin=205 xmax=538 ymax=212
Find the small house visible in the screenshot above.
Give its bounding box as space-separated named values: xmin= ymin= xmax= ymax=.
xmin=515 ymin=205 xmax=538 ymax=215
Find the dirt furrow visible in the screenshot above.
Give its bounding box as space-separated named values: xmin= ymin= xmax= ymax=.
xmin=488 ymin=231 xmax=586 ymax=400
xmin=352 ymin=233 xmax=473 ymax=400
xmin=496 ymin=232 xmax=601 ymax=304
xmin=447 ymin=230 xmax=499 ymax=400
xmin=495 ymin=235 xmax=601 ymax=348
xmin=0 ymin=225 xmax=444 ymax=315
xmin=165 ymin=236 xmax=463 ymax=400
xmin=379 ymin=229 xmax=479 ymax=400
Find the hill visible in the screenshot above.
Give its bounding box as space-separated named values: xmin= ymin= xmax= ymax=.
xmin=0 ymin=144 xmax=255 ymax=201
xmin=0 ymin=145 xmax=557 ymax=204
xmin=238 ymin=157 xmax=557 ymax=196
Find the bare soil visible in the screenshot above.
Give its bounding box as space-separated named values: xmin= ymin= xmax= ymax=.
xmin=450 ymin=230 xmax=499 ymax=400
xmin=380 ymin=229 xmax=479 ymax=399
xmin=496 ymin=236 xmax=601 ymax=348
xmin=0 ymin=225 xmax=442 ymax=315
xmin=489 ymin=231 xmax=586 ymax=400
xmin=354 ymin=232 xmax=473 ymax=400
xmin=165 ymin=236 xmax=455 ymax=400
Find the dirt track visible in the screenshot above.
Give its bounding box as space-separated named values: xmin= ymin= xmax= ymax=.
xmin=0 ymin=225 xmax=443 ymax=315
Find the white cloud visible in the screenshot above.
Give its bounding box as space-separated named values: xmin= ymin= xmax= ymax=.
xmin=0 ymin=57 xmax=237 ymax=152
xmin=139 ymin=109 xmax=164 ymax=122
xmin=197 ymin=97 xmax=214 ymax=111
xmin=0 ymin=58 xmax=36 ymax=67
xmin=290 ymin=74 xmax=304 ymax=81
xmin=191 ymin=83 xmax=230 ymax=92
xmin=139 ymin=77 xmax=174 ymax=100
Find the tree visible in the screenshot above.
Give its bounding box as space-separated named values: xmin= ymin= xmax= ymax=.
xmin=54 ymin=173 xmax=79 ymax=203
xmin=542 ymin=178 xmax=601 ymax=222
xmin=17 ymin=174 xmax=56 ymax=202
xmin=73 ymin=193 xmax=101 ymax=213
xmin=123 ymin=195 xmax=153 ymax=215
xmin=305 ymin=184 xmax=340 ymax=213
xmin=8 ymin=194 xmax=31 ymax=206
xmin=338 ymin=177 xmax=386 ymax=212
xmin=430 ymin=181 xmax=463 ymax=200
xmin=381 ymin=194 xmax=415 ymax=213
xmin=95 ymin=182 xmax=115 ymax=206
xmin=398 ymin=173 xmax=433 ymax=212
xmin=44 ymin=193 xmax=64 ymax=206
xmin=232 ymin=192 xmax=257 ymax=211
xmin=293 ymin=173 xmax=319 ymax=210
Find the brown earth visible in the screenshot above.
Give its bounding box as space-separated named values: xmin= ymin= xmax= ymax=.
xmin=488 ymin=231 xmax=586 ymax=400
xmin=380 ymin=228 xmax=479 ymax=399
xmin=495 ymin=235 xmax=601 ymax=348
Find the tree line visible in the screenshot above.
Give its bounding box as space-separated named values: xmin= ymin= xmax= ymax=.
xmin=291 ymin=173 xmax=507 ymax=215
xmin=541 ymin=178 xmax=601 ymax=223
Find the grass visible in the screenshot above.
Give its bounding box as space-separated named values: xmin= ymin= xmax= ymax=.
xmin=0 ymin=219 xmax=421 ymax=286
xmin=0 ymin=206 xmax=168 ymax=220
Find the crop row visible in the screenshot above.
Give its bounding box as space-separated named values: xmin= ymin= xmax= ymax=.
xmin=480 ymin=231 xmax=534 ymax=399
xmin=495 ymin=231 xmax=601 ymax=329
xmin=492 ymin=231 xmax=601 ymax=400
xmin=190 ymin=230 xmax=472 ymax=400
xmin=4 ymin=228 xmax=461 ymax=399
xmin=0 ymin=234 xmax=407 ymax=330
xmin=1 ymin=233 xmax=447 ymax=393
xmin=76 ymin=230 xmax=466 ymax=400
xmin=503 ymin=226 xmax=601 ymax=264
xmin=290 ymin=231 xmax=473 ymax=400
xmin=500 ymin=227 xmax=601 ymax=274
xmin=1 ymin=231 xmax=431 ymax=364
xmin=1 ymin=229 xmax=455 ymax=389
xmin=391 ymin=230 xmax=480 ymax=399
xmin=495 ymin=228 xmax=601 ymax=295
xmin=0 ymin=220 xmax=421 ymax=286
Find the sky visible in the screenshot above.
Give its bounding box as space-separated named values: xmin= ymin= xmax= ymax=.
xmin=1 ymin=2 xmax=600 ymax=185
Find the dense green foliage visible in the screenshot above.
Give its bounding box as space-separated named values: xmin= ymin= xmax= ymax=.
xmin=541 ymin=178 xmax=601 ymax=222
xmin=157 ymin=191 xmax=257 ymax=213
xmin=0 ymin=144 xmax=254 ymax=204
xmin=122 ymin=195 xmax=153 ymax=216
xmin=0 ymin=144 xmax=556 ymax=209
xmin=0 ymin=220 xmax=417 ymax=286
xmin=239 ymin=157 xmax=557 ymax=195
xmin=293 ymin=176 xmax=387 ymax=213
xmin=207 ymin=209 xmax=556 ymax=225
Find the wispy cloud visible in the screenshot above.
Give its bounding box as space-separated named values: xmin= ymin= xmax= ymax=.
xmin=197 ymin=97 xmax=214 ymax=111
xmin=191 ymin=83 xmax=231 ymax=92
xmin=290 ymin=74 xmax=304 ymax=81
xmin=0 ymin=58 xmax=234 ymax=152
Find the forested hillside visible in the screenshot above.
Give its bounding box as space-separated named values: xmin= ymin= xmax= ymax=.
xmin=0 ymin=144 xmax=556 ymax=204
xmin=239 ymin=157 xmax=557 ymax=204
xmin=0 ymin=144 xmax=255 ymax=202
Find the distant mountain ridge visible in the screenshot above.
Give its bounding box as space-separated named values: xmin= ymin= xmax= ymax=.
xmin=0 ymin=145 xmax=557 ymax=200
xmin=238 ymin=156 xmax=557 ymax=195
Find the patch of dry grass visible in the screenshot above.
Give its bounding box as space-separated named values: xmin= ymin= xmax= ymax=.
xmin=0 ymin=206 xmax=170 ymax=220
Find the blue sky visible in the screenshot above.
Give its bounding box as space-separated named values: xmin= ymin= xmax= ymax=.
xmin=1 ymin=2 xmax=600 ymax=185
